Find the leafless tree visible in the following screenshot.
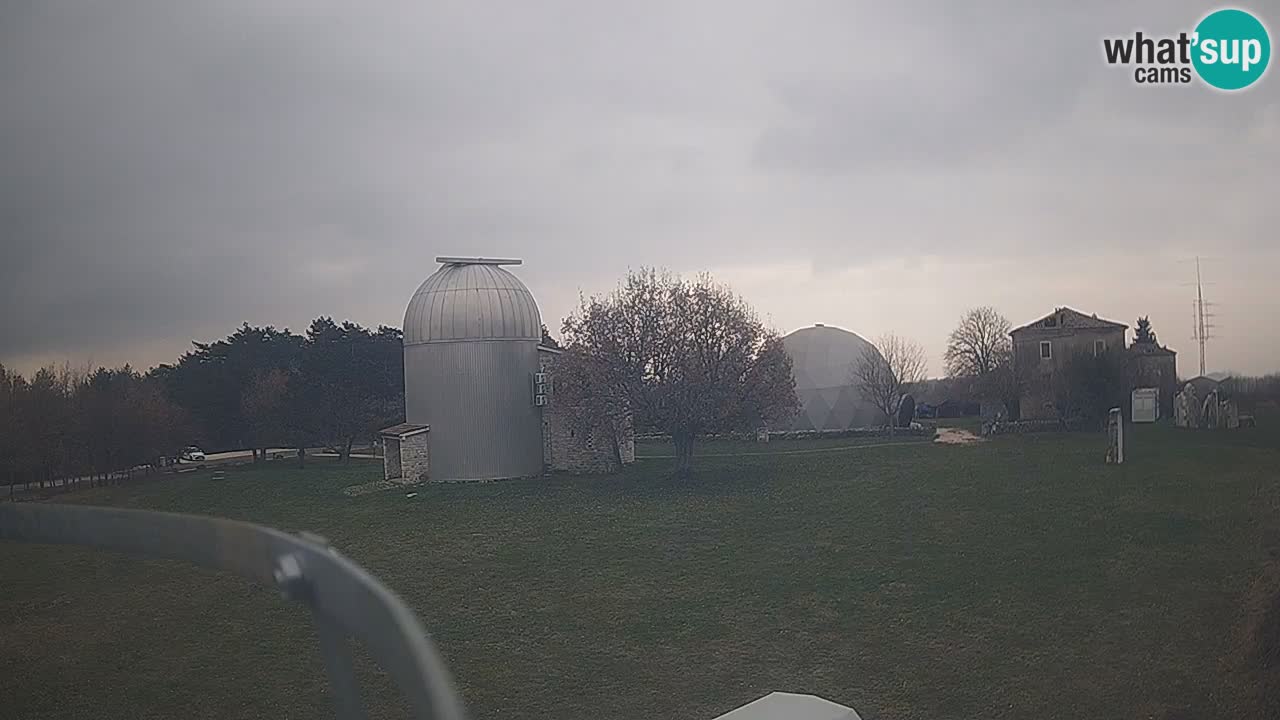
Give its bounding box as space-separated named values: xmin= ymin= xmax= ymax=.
xmin=0 ymin=364 xmax=27 ymax=491
xmin=985 ymin=353 xmax=1025 ymax=420
xmin=560 ymin=268 xmax=798 ymax=478
xmin=853 ymin=333 xmax=928 ymax=431
xmin=551 ymin=347 xmax=632 ymax=471
xmin=945 ymin=307 xmax=1024 ymax=417
xmin=944 ymin=307 xmax=1012 ymax=378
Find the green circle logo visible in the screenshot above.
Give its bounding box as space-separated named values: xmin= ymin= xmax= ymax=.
xmin=1192 ymin=9 xmax=1271 ymax=90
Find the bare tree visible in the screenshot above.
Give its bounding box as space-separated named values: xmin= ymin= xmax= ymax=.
xmin=561 ymin=268 xmax=798 ymax=478
xmin=551 ymin=347 xmax=632 ymax=471
xmin=944 ymin=307 xmax=1012 ymax=378
xmin=853 ymin=333 xmax=928 ymax=432
xmin=945 ymin=307 xmax=1023 ymax=417
xmin=985 ymin=352 xmax=1025 ymax=420
xmin=0 ymin=364 xmax=28 ymax=491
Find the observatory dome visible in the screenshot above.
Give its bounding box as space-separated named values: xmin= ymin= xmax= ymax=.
xmin=782 ymin=324 xmax=884 ymax=431
xmin=403 ymin=258 xmax=541 ymax=344
xmin=401 ymin=258 xmax=544 ymax=482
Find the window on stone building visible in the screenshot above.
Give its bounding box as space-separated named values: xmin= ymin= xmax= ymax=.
xmin=1040 ymin=340 xmax=1052 ymax=359
xmin=1094 ymin=339 xmax=1106 ymax=356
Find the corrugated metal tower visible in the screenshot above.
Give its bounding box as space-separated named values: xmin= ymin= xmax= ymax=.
xmin=402 ymin=257 xmax=543 ymax=481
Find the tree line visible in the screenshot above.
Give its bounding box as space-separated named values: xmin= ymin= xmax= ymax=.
xmin=0 ymin=364 xmax=190 ymax=489
xmin=1 ymin=317 xmax=404 ymax=489
xmin=153 ymin=318 xmax=404 ymax=462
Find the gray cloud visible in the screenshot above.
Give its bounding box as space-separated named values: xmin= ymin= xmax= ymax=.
xmin=2 ymin=0 xmax=1278 ymax=375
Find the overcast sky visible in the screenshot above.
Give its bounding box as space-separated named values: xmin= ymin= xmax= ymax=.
xmin=2 ymin=1 xmax=1277 ymax=377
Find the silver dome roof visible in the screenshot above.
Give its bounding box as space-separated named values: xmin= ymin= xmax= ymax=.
xmin=403 ymin=258 xmax=541 ymax=345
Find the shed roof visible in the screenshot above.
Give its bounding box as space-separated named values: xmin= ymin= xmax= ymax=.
xmin=379 ymin=423 xmax=430 ymax=438
xmin=1012 ymin=307 xmax=1127 ymax=334
xmin=1129 ymin=341 xmax=1176 ymax=356
xmin=712 ymin=692 xmax=861 ymax=720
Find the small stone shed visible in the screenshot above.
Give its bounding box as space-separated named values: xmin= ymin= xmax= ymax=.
xmin=379 ymin=423 xmax=430 ymax=483
xmin=1128 ymin=339 xmax=1178 ymax=419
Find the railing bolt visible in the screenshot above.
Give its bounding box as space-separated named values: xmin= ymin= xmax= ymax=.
xmin=272 ymin=553 xmax=308 ymax=601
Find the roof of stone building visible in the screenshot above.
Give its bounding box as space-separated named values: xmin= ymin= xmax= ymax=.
xmin=1129 ymin=341 xmax=1177 ymax=356
xmin=712 ymin=692 xmax=862 ymax=720
xmin=1012 ymin=307 xmax=1128 ymax=334
xmin=379 ymin=423 xmax=430 ymax=438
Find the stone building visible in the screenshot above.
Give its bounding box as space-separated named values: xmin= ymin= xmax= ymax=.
xmin=1128 ymin=340 xmax=1178 ymax=419
xmin=1012 ymin=307 xmax=1183 ymax=422
xmin=379 ymin=423 xmax=430 ymax=483
xmin=538 ymin=345 xmax=636 ymax=474
xmin=1011 ymin=307 xmax=1127 ymax=420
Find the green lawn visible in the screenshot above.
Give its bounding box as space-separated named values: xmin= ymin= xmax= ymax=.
xmin=636 ymin=433 xmax=933 ymax=458
xmin=2 ymin=422 xmax=1279 ymax=720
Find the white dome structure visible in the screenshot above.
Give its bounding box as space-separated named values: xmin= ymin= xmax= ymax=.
xmin=401 ymin=257 xmax=544 ymax=481
xmin=782 ymin=324 xmax=884 ymax=430
xmin=404 ymin=259 xmax=541 ymax=343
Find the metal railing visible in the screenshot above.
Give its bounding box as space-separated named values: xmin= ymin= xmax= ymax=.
xmin=0 ymin=503 xmax=468 ymax=720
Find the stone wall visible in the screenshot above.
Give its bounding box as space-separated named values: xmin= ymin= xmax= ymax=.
xmin=982 ymin=418 xmax=1083 ymax=435
xmin=384 ymin=432 xmax=430 ymax=482
xmin=636 ymin=426 xmax=936 ymax=442
xmin=1129 ymin=349 xmax=1177 ymax=419
xmin=544 ymin=402 xmax=635 ymax=474
xmin=400 ymin=432 xmax=430 ymax=482
xmin=383 ymin=437 xmax=402 ymax=480
xmin=1014 ymin=325 xmax=1126 ymax=421
xmin=538 ymin=346 xmax=635 ymax=474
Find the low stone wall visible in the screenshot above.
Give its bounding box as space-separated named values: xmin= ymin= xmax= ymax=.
xmin=401 ymin=433 xmax=430 ymax=481
xmin=982 ymin=418 xmax=1083 ymax=435
xmin=636 ymin=426 xmax=936 ymax=442
xmin=544 ymin=406 xmax=636 ymax=474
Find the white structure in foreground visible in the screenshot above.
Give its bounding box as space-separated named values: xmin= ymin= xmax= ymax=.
xmin=1131 ymin=387 xmax=1159 ymax=423
xmin=713 ymin=692 xmax=862 ymax=720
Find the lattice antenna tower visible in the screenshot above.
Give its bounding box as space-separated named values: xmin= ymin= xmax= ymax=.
xmin=1190 ymin=256 xmax=1218 ymax=377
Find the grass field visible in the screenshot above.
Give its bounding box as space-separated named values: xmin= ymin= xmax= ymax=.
xmin=2 ymin=422 xmax=1279 ymax=720
xmin=635 ymin=433 xmax=934 ymax=458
